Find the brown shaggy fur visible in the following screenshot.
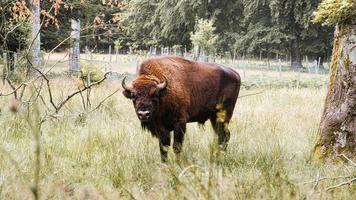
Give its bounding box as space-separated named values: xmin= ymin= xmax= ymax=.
xmin=123 ymin=56 xmax=241 ymax=161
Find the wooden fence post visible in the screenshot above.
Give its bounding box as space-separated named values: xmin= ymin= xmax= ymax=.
xmin=316 ymin=57 xmax=321 ymax=74
xmin=109 ymin=45 xmax=112 ymax=73
xmin=242 ymin=53 xmax=246 ymax=78
xmin=69 ymin=18 xmax=81 ymax=71
xmin=2 ymin=53 xmax=7 ymax=83
xmin=279 ymin=59 xmax=282 ymax=78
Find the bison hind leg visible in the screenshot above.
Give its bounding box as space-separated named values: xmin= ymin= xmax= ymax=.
xmin=210 ymin=107 xmax=233 ymax=151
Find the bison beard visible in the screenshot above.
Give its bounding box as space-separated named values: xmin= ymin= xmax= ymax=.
xmin=122 ymin=56 xmax=241 ymax=162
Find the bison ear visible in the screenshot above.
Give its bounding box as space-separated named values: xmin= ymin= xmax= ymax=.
xmin=123 ymin=90 xmax=133 ymax=99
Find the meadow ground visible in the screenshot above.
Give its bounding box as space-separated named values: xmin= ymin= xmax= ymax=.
xmin=0 ymin=82 xmax=355 ymax=199
xmin=0 ymin=54 xmax=355 ymax=199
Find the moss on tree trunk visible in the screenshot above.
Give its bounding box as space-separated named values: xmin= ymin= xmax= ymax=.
xmin=314 ymin=21 xmax=356 ymax=159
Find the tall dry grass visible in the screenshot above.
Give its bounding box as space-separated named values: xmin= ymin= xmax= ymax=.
xmin=0 ymin=83 xmax=355 ymax=199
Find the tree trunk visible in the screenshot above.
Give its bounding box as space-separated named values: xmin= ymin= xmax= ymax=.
xmin=314 ymin=22 xmax=356 ymax=159
xmin=69 ymin=19 xmax=81 ymax=71
xmin=290 ymin=39 xmax=303 ymax=68
xmin=31 ymin=0 xmax=41 ymax=73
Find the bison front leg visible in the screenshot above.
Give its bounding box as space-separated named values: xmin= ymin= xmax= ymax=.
xmin=158 ymin=132 xmax=171 ymax=162
xmin=173 ymin=123 xmax=186 ymax=156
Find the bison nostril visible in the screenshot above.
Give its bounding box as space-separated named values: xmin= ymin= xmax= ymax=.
xmin=138 ymin=110 xmax=150 ymax=118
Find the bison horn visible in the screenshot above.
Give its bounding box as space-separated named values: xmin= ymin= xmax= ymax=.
xmin=157 ymin=77 xmax=167 ymax=90
xmin=121 ymin=76 xmax=133 ymax=92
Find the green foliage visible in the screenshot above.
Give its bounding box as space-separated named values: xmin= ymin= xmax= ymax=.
xmin=313 ymin=0 xmax=356 ymax=25
xmin=114 ymin=39 xmax=122 ymax=50
xmin=80 ymin=61 xmax=104 ymax=82
xmin=190 ymin=19 xmax=218 ymax=55
xmin=40 ymin=0 xmax=123 ymax=51
xmin=0 ymin=0 xmax=334 ymax=67
xmin=121 ymin=0 xmax=332 ymax=63
xmin=0 ymin=0 xmax=31 ymax=52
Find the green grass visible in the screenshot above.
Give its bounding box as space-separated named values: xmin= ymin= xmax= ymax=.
xmin=0 ymin=82 xmax=355 ymax=199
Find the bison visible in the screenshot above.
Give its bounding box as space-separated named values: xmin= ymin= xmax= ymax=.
xmin=122 ymin=56 xmax=241 ymax=161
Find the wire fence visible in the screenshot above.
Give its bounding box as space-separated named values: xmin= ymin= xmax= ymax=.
xmin=0 ymin=46 xmax=330 ymax=82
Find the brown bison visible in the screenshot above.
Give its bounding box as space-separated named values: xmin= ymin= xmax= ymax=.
xmin=122 ymin=56 xmax=241 ymax=161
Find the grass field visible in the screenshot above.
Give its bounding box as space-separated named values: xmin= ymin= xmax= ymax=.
xmin=0 ymin=80 xmax=355 ymax=199
xmin=0 ymin=54 xmax=355 ymax=199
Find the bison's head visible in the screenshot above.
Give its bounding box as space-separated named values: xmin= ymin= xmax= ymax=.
xmin=122 ymin=76 xmax=167 ymax=122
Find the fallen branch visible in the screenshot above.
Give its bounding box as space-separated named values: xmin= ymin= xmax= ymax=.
xmin=325 ymin=177 xmax=356 ymax=191
xmin=238 ymin=90 xmax=264 ymax=98
xmin=338 ymin=154 xmax=356 ymax=167
xmin=300 ymin=175 xmax=354 ymax=185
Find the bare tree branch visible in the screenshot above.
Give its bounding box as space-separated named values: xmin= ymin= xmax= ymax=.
xmin=90 ymin=88 xmax=120 ymax=112
xmin=55 ymin=72 xmax=111 ymax=113
xmin=0 ymin=81 xmax=26 ymax=99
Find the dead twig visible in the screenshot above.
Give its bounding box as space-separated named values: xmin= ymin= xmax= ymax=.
xmin=300 ymin=175 xmax=354 ymax=185
xmin=55 ymin=72 xmax=111 ymax=113
xmin=30 ymin=60 xmax=111 ymax=113
xmin=78 ymin=89 xmax=87 ymax=111
xmin=178 ymin=165 xmax=206 ymax=179
xmin=325 ymin=177 xmax=356 ymax=191
xmin=338 ymin=154 xmax=356 ymax=167
xmin=89 ymin=88 xmax=120 ymax=112
xmin=238 ymin=90 xmax=264 ymax=98
xmin=312 ymin=171 xmax=321 ymax=191
xmin=0 ymin=81 xmax=26 ymax=99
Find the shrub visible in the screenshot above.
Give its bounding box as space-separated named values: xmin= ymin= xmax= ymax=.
xmin=79 ymin=61 xmax=104 ymax=82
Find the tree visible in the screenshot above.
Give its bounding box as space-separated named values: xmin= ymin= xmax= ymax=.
xmin=31 ymin=0 xmax=41 ymax=71
xmin=0 ymin=0 xmax=31 ymax=73
xmin=122 ymin=0 xmax=242 ymax=52
xmin=268 ymin=0 xmax=333 ymax=68
xmin=121 ymin=0 xmax=161 ymax=49
xmin=313 ymin=0 xmax=356 ymax=159
xmin=234 ymin=0 xmax=288 ymax=58
xmin=190 ymin=19 xmax=217 ymax=61
xmin=40 ymin=0 xmax=124 ymax=52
